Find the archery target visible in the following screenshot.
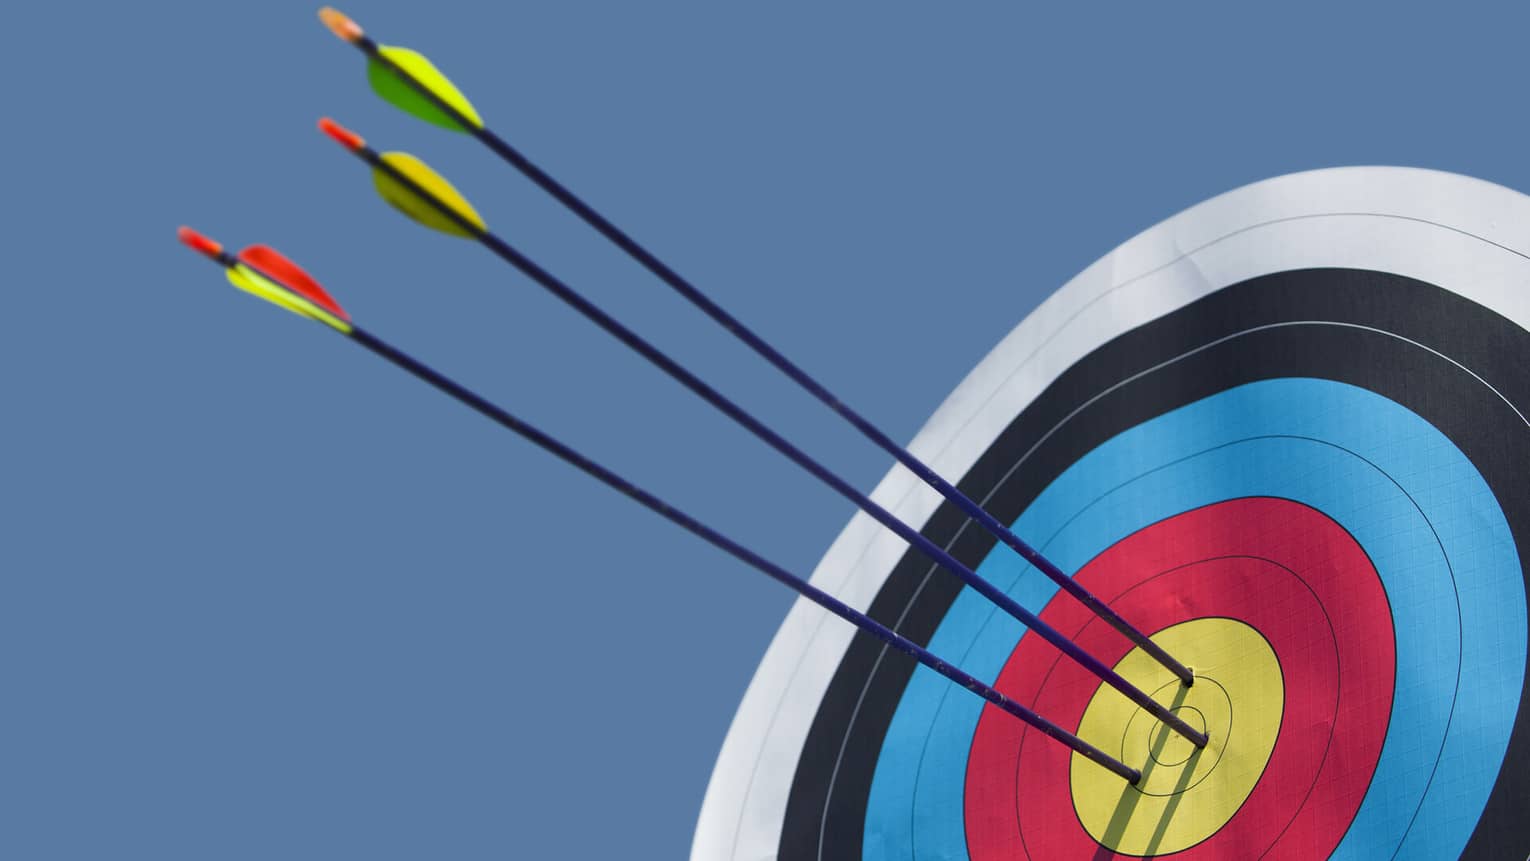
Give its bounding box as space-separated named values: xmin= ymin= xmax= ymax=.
xmin=692 ymin=167 xmax=1530 ymax=860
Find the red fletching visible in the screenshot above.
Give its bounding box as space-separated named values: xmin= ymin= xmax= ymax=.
xmin=238 ymin=245 xmax=349 ymax=320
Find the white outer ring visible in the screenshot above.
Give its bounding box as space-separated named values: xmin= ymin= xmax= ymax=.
xmin=692 ymin=166 xmax=1530 ymax=861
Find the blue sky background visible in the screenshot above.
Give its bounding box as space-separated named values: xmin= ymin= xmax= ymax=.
xmin=5 ymin=2 xmax=1530 ymax=857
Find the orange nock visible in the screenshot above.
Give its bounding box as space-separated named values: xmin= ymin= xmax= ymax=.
xmin=318 ymin=7 xmax=364 ymax=43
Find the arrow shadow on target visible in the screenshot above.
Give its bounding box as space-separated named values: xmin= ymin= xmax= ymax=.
xmin=1096 ymin=683 xmax=1203 ymax=860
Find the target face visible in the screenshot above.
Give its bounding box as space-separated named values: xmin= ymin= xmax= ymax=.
xmin=692 ymin=167 xmax=1530 ymax=860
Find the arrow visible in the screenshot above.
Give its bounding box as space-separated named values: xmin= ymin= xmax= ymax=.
xmin=178 ymin=227 xmax=353 ymax=332
xmin=176 ymin=226 xmax=1145 ymax=784
xmin=314 ymin=118 xmax=1209 ymax=749
xmin=320 ymin=8 xmax=483 ymax=134
xmin=317 ymin=7 xmax=1198 ymax=689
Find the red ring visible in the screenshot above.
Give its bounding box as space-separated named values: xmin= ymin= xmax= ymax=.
xmin=965 ymin=497 xmax=1395 ymax=859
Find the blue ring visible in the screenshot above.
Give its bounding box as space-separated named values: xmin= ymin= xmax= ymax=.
xmin=862 ymin=378 xmax=1525 ymax=860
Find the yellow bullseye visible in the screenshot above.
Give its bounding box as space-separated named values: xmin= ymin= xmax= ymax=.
xmin=1070 ymin=618 xmax=1283 ymax=855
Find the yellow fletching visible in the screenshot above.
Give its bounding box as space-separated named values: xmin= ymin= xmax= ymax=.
xmin=373 ymin=151 xmax=487 ymax=238
xmin=227 ymin=265 xmax=353 ymax=334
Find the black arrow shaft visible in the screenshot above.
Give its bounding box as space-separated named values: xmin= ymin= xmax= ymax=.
xmin=346 ymin=324 xmax=1142 ymax=784
xmin=350 ymin=35 xmax=1197 ymax=689
xmin=346 ymin=142 xmax=1207 ymax=748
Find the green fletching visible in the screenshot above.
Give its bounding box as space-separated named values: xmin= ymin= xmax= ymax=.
xmin=367 ymin=46 xmax=484 ymax=133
